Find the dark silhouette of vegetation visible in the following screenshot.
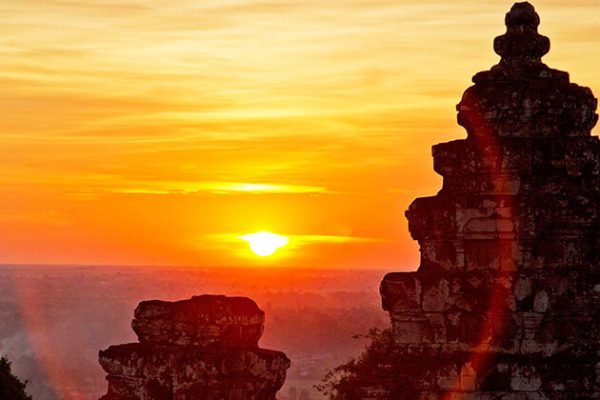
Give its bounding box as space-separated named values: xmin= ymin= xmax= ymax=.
xmin=0 ymin=355 xmax=32 ymax=400
xmin=317 ymin=328 xmax=421 ymax=400
xmin=316 ymin=328 xmax=393 ymax=399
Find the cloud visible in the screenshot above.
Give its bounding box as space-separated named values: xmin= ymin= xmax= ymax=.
xmin=204 ymin=232 xmax=387 ymax=246
xmin=1 ymin=0 xmax=599 ymax=265
xmin=111 ymin=181 xmax=330 ymax=195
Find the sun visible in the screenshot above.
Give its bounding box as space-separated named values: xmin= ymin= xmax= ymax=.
xmin=240 ymin=231 xmax=289 ymax=257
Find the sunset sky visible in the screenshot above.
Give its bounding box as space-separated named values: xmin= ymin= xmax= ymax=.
xmin=1 ymin=0 xmax=599 ymax=268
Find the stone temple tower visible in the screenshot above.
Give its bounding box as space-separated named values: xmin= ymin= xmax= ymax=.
xmin=380 ymin=2 xmax=600 ymax=399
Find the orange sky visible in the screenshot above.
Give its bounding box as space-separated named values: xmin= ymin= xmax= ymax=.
xmin=1 ymin=1 xmax=599 ymax=268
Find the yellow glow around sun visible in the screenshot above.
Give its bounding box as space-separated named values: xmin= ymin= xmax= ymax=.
xmin=240 ymin=232 xmax=289 ymax=257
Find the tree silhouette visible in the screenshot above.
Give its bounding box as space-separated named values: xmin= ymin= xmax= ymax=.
xmin=0 ymin=356 xmax=32 ymax=400
xmin=317 ymin=328 xmax=411 ymax=400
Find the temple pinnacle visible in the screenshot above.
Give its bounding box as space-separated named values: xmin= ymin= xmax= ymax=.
xmin=494 ymin=2 xmax=550 ymax=66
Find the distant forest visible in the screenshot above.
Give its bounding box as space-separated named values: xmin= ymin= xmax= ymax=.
xmin=0 ymin=265 xmax=388 ymax=399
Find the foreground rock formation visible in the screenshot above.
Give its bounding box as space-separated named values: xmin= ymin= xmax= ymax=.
xmin=98 ymin=295 xmax=289 ymax=400
xmin=379 ymin=2 xmax=600 ymax=399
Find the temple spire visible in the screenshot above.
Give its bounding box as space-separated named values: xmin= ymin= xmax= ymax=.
xmin=493 ymin=2 xmax=550 ymax=66
xmin=379 ymin=2 xmax=600 ymax=399
xmin=457 ymin=2 xmax=597 ymax=139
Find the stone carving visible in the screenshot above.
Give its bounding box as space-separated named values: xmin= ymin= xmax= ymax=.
xmin=98 ymin=295 xmax=289 ymax=400
xmin=380 ymin=2 xmax=599 ymax=399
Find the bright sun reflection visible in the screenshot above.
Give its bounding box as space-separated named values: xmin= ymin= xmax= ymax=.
xmin=240 ymin=231 xmax=289 ymax=257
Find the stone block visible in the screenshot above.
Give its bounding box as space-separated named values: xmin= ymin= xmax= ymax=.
xmin=132 ymin=295 xmax=264 ymax=348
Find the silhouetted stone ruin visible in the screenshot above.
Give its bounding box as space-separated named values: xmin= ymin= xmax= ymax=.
xmin=379 ymin=2 xmax=599 ymax=399
xmin=98 ymin=295 xmax=289 ymax=400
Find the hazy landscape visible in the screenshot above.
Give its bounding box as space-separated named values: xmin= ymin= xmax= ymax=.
xmin=0 ymin=264 xmax=391 ymax=400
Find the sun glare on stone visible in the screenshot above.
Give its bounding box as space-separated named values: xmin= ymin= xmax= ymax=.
xmin=240 ymin=232 xmax=289 ymax=257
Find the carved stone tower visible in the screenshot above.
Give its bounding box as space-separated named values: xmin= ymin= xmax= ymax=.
xmin=380 ymin=2 xmax=600 ymax=398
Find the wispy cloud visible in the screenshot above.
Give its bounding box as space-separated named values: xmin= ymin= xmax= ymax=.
xmin=111 ymin=181 xmax=330 ymax=195
xmin=203 ymin=232 xmax=386 ymax=250
xmin=0 ymin=0 xmax=598 ymax=265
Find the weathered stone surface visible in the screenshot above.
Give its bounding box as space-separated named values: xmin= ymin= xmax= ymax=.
xmin=132 ymin=295 xmax=264 ymax=348
xmin=99 ymin=345 xmax=288 ymax=400
xmin=377 ymin=2 xmax=600 ymax=399
xmin=98 ymin=295 xmax=289 ymax=400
